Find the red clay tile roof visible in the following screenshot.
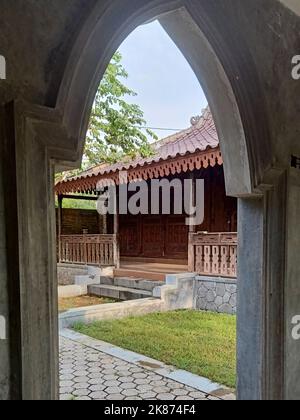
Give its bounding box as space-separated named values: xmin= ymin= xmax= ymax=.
xmin=55 ymin=108 xmax=221 ymax=194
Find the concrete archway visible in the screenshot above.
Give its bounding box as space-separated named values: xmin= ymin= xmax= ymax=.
xmin=56 ymin=0 xmax=273 ymax=198
xmin=1 ymin=0 xmax=299 ymax=401
xmin=54 ymin=0 xmax=280 ymax=401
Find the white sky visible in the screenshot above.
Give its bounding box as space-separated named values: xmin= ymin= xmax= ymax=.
xmin=118 ymin=20 xmax=208 ymax=140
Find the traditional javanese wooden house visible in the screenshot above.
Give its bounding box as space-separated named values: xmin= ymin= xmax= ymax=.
xmin=55 ymin=109 xmax=238 ymax=280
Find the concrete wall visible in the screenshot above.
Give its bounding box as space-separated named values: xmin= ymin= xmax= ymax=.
xmin=0 ymin=136 xmax=9 ymax=400
xmin=194 ymin=277 xmax=237 ymax=315
xmin=285 ymin=169 xmax=300 ymax=399
xmin=57 ymin=263 xmax=88 ymax=285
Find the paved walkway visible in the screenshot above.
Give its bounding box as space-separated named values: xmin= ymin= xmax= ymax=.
xmin=60 ymin=333 xmax=235 ymax=401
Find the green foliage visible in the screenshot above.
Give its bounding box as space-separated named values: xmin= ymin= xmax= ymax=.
xmin=85 ymin=51 xmax=156 ymax=166
xmin=55 ymin=196 xmax=96 ymax=210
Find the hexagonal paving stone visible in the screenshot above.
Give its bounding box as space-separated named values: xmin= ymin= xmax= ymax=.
xmin=157 ymin=393 xmax=176 ymax=400
xmin=189 ymin=391 xmax=207 ymax=399
xmin=89 ymin=384 xmax=106 ymax=392
xmin=60 ymin=394 xmax=74 ymax=401
xmin=154 ymin=386 xmax=171 ymax=394
xmin=73 ymin=389 xmax=91 ymax=397
xmin=88 ymin=378 xmax=105 ymax=385
xmin=106 ymin=394 xmax=125 ymax=400
xmin=73 ymin=382 xmax=90 ymax=390
xmin=89 ymin=391 xmax=108 ymax=400
xmin=173 ymin=388 xmax=189 ymax=397
xmin=105 ymin=387 xmax=122 ymax=395
xmin=136 ymin=385 xmax=153 ymax=393
xmin=59 ymin=336 xmax=226 ymax=401
xmin=60 ymin=374 xmax=74 ymax=381
xmin=120 ymin=382 xmax=136 ymax=390
xmin=104 ymin=380 xmax=120 ymax=388
xmin=132 ymin=373 xmax=147 ymax=379
xmin=74 ymin=376 xmax=90 ymax=383
xmin=122 ymin=389 xmax=140 ymax=397
xmin=139 ymin=392 xmax=157 ymax=399
xmin=60 ymin=380 xmax=74 ymax=388
xmin=119 ymin=376 xmax=134 ymax=383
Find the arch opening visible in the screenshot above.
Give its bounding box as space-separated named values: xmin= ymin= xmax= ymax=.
xmin=57 ymin=0 xmax=272 ymax=198
xmin=56 ymin=6 xmax=242 ymax=397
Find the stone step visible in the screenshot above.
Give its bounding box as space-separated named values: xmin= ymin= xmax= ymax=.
xmin=88 ymin=284 xmax=153 ymax=301
xmin=114 ymin=268 xmax=166 ymax=282
xmin=100 ymin=276 xmax=164 ymax=292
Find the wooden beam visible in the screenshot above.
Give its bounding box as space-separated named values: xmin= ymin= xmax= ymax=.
xmin=60 ymin=194 xmax=98 ymax=201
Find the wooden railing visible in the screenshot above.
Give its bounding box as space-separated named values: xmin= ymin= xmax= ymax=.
xmin=59 ymin=234 xmax=119 ymax=267
xmin=188 ymin=232 xmax=237 ymax=278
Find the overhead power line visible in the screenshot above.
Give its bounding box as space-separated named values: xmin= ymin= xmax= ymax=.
xmin=140 ymin=126 xmax=185 ymax=132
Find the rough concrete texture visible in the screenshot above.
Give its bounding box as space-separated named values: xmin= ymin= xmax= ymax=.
xmin=194 ymin=277 xmax=237 ymax=315
xmin=57 ymin=263 xmax=88 ymax=286
xmin=59 ymin=298 xmax=163 ymax=330
xmin=153 ymin=274 xmax=195 ymax=311
xmin=58 ymin=285 xmax=87 ymax=299
xmin=285 ymin=169 xmax=300 ymax=400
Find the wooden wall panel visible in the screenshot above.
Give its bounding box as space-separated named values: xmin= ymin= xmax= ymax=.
xmin=56 ymin=208 xmax=103 ymax=235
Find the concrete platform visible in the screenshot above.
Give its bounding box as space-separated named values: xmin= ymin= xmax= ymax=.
xmin=114 ymin=261 xmax=189 ymax=282
xmin=89 ymin=284 xmax=153 ymax=301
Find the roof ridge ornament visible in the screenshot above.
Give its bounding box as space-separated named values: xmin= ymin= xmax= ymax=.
xmin=191 ymin=107 xmax=210 ymax=126
xmin=190 ymin=115 xmax=201 ymax=126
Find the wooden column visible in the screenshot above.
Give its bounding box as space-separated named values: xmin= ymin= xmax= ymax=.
xmin=113 ymin=189 xmax=120 ymax=269
xmin=57 ymin=195 xmax=63 ymax=262
xmin=188 ymin=173 xmax=196 ymax=272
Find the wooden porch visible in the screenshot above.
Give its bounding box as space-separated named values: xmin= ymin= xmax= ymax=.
xmin=58 ymin=232 xmax=237 ymax=280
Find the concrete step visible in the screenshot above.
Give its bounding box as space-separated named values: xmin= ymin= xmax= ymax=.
xmin=88 ymin=284 xmax=153 ymax=301
xmin=100 ymin=276 xmax=164 ymax=292
xmin=114 ymin=268 xmax=166 ymax=282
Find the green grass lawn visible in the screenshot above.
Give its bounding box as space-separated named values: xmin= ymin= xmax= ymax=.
xmin=74 ymin=310 xmax=236 ymax=388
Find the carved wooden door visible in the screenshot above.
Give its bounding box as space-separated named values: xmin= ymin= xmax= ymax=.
xmin=119 ymin=215 xmax=141 ymax=256
xmin=142 ymin=216 xmax=164 ymax=257
xmin=164 ymin=215 xmax=189 ymax=259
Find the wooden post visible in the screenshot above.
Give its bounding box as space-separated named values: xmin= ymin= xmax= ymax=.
xmin=188 ymin=232 xmax=195 ymax=272
xmin=189 ymin=172 xmax=196 ymax=234
xmin=102 ymin=214 xmax=108 ymax=234
xmin=57 ymin=195 xmax=63 ymax=262
xmin=188 ymin=173 xmax=196 ymax=272
xmin=113 ymin=189 xmax=120 ymax=269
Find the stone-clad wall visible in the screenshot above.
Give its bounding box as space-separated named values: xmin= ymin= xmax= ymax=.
xmin=194 ymin=276 xmax=237 ymax=315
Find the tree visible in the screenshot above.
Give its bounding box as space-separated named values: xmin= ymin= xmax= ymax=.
xmin=84 ymin=51 xmax=157 ymax=166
